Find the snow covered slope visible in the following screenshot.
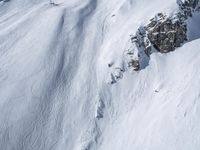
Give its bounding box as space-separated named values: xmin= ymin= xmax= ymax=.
xmin=0 ymin=0 xmax=199 ymax=150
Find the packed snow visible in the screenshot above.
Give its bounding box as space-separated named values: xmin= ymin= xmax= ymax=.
xmin=0 ymin=0 xmax=200 ymax=150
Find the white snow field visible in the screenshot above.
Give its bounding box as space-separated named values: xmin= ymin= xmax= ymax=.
xmin=0 ymin=0 xmax=200 ymax=150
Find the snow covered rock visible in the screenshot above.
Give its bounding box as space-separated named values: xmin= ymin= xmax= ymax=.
xmin=95 ymin=99 xmax=105 ymax=119
xmin=109 ymin=67 xmax=124 ymax=84
xmin=178 ymin=0 xmax=200 ymax=17
xmin=145 ymin=0 xmax=200 ymax=53
xmin=121 ymin=0 xmax=200 ymax=72
xmin=146 ymin=13 xmax=187 ymax=53
xmin=122 ymin=27 xmax=151 ymax=72
xmin=123 ymin=36 xmax=140 ymax=71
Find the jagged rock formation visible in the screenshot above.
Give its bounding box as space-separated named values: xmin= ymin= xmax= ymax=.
xmin=109 ymin=0 xmax=200 ymax=84
xmin=146 ymin=0 xmax=200 ymax=53
xmin=178 ymin=0 xmax=200 ymax=17
xmin=122 ymin=0 xmax=200 ymax=72
xmin=123 ymin=36 xmax=140 ymax=71
xmin=123 ymin=27 xmax=151 ymax=72
xmin=146 ymin=13 xmax=187 ymax=53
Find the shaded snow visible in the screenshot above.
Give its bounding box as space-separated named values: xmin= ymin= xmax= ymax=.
xmin=0 ymin=0 xmax=199 ymax=150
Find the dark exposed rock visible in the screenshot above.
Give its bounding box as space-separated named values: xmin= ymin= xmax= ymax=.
xmin=121 ymin=0 xmax=200 ymax=72
xmin=109 ymin=0 xmax=200 ymax=84
xmin=124 ymin=36 xmax=140 ymax=71
xmin=144 ymin=0 xmax=200 ymax=53
xmin=136 ymin=26 xmax=153 ymax=56
xmin=123 ymin=31 xmax=151 ymax=73
xmin=178 ymin=0 xmax=200 ymax=17
xmin=146 ymin=13 xmax=187 ymax=53
xmin=145 ymin=0 xmax=199 ymax=53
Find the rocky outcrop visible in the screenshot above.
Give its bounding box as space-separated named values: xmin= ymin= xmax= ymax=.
xmin=146 ymin=13 xmax=187 ymax=53
xmin=109 ymin=67 xmax=124 ymax=84
xmin=178 ymin=0 xmax=200 ymax=17
xmin=124 ymin=36 xmax=140 ymax=71
xmin=145 ymin=0 xmax=199 ymax=54
xmin=123 ymin=26 xmax=151 ymax=73
xmin=108 ymin=0 xmax=200 ymax=84
xmin=124 ymin=0 xmax=200 ymax=71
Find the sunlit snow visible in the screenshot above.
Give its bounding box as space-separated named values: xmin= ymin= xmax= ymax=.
xmin=0 ymin=0 xmax=200 ymax=150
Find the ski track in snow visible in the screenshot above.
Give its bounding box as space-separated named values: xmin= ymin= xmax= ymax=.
xmin=0 ymin=0 xmax=200 ymax=150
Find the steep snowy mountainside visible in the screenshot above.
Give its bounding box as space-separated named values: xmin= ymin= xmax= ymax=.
xmin=99 ymin=38 xmax=200 ymax=150
xmin=0 ymin=0 xmax=200 ymax=150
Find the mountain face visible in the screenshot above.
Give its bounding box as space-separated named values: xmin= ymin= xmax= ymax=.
xmin=120 ymin=0 xmax=200 ymax=74
xmin=0 ymin=0 xmax=200 ymax=150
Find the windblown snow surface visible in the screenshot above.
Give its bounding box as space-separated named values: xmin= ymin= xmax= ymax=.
xmin=0 ymin=0 xmax=200 ymax=150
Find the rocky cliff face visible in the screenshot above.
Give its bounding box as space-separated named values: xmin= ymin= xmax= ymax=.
xmin=178 ymin=0 xmax=200 ymax=17
xmin=146 ymin=0 xmax=200 ymax=53
xmin=123 ymin=0 xmax=200 ymax=72
xmin=107 ymin=0 xmax=200 ymax=84
xmin=146 ymin=13 xmax=187 ymax=53
xmin=108 ymin=0 xmax=200 ymax=84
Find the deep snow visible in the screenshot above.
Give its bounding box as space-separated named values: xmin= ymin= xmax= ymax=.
xmin=0 ymin=0 xmax=200 ymax=150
